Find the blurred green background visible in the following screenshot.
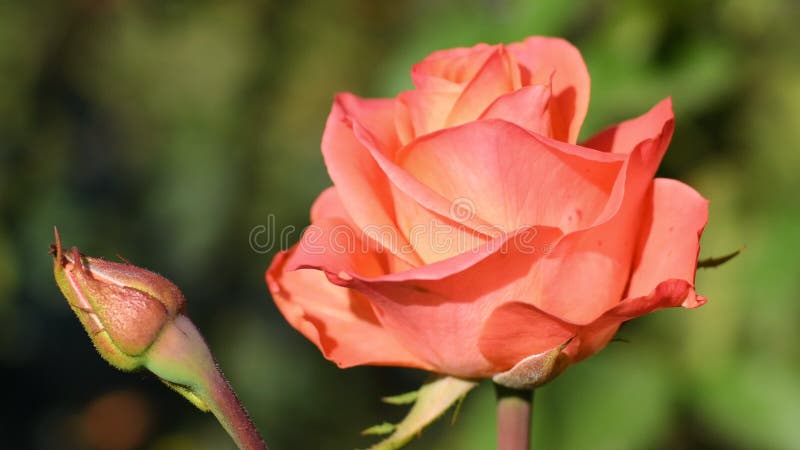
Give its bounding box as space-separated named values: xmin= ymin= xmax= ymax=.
xmin=1 ymin=0 xmax=798 ymax=449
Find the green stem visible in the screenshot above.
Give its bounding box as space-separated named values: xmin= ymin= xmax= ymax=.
xmin=495 ymin=383 xmax=533 ymax=450
xmin=146 ymin=315 xmax=268 ymax=450
xmin=201 ymin=360 xmax=267 ymax=450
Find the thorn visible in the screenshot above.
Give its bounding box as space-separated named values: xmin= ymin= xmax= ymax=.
xmin=698 ymin=247 xmax=743 ymax=269
xmin=117 ymin=254 xmax=133 ymax=265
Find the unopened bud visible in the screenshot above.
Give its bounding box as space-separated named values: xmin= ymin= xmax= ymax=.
xmin=50 ymin=228 xmax=267 ymax=449
xmin=51 ymin=228 xmax=185 ymax=370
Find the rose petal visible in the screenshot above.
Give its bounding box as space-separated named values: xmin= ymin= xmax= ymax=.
xmin=411 ymin=44 xmax=497 ymax=89
xmin=479 ymin=84 xmax=553 ymax=137
xmin=508 ymin=37 xmax=590 ymax=143
xmin=567 ymin=278 xmax=706 ymax=362
xmin=566 ymin=322 xmax=620 ymax=364
xmin=394 ymin=99 xmax=416 ymax=145
xmin=390 ymin=186 xmax=491 ymax=264
xmin=583 ymin=98 xmax=675 ymax=155
xmin=403 ymin=44 xmax=519 ymax=137
xmin=267 ymin=250 xmax=430 ymax=369
xmin=478 ymin=301 xmax=577 ymax=370
xmin=284 ymin=217 xmax=563 ymax=376
xmin=626 ymin=178 xmax=709 ymax=300
xmin=285 ymin=217 xmax=393 ymax=279
xmin=397 ymin=119 xmax=622 ymax=234
xmin=322 ymin=94 xmax=421 ymax=266
xmin=398 ymin=89 xmax=461 ymax=140
xmin=536 ymin=102 xmax=675 ymax=324
xmin=344 ymin=226 xmax=564 ymax=377
xmin=310 ymin=187 xmax=347 ymax=223
xmin=350 ymin=118 xmax=501 ymax=238
xmin=445 ymin=47 xmax=517 ymax=127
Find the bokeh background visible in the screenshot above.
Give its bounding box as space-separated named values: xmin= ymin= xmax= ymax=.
xmin=1 ymin=0 xmax=799 ymax=449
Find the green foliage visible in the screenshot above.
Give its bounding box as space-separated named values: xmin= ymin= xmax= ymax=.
xmin=362 ymin=422 xmax=396 ymax=436
xmin=364 ymin=375 xmax=478 ymax=450
xmin=382 ymin=391 xmax=420 ymax=406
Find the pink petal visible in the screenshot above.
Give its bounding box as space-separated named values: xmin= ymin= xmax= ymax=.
xmin=394 ymin=99 xmax=416 ymax=145
xmin=285 ymin=217 xmax=392 ymax=279
xmin=350 ymin=118 xmax=502 ymax=238
xmin=322 ymin=94 xmax=421 ymax=265
xmin=478 ymin=301 xmax=577 ymax=371
xmin=536 ymin=103 xmax=675 ymax=324
xmin=284 ymin=215 xmax=563 ymax=376
xmin=567 ymin=278 xmax=706 ymax=362
xmin=583 ymin=98 xmax=675 ymax=155
xmin=267 ymin=250 xmax=431 ymax=369
xmin=626 ymin=178 xmax=709 ymax=301
xmin=403 ymin=44 xmax=513 ymax=137
xmin=343 ymin=226 xmax=564 ymax=377
xmin=508 ymin=37 xmax=590 ymax=143
xmin=389 ymin=186 xmax=492 ymax=263
xmin=480 ymin=84 xmax=553 ymax=137
xmin=310 ymin=186 xmax=348 ymax=223
xmin=445 ymin=47 xmax=517 ymax=127
xmin=398 ymin=89 xmax=461 ymax=139
xmin=411 ymin=43 xmax=497 ymax=89
xmin=397 ymin=119 xmax=622 ymax=234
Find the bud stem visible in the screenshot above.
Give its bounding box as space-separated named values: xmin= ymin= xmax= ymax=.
xmin=495 ymin=383 xmax=533 ymax=450
xmin=146 ymin=315 xmax=268 ymax=450
xmin=204 ymin=361 xmax=268 ymax=450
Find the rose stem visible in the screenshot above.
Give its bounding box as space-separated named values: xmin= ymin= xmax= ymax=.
xmin=147 ymin=315 xmax=268 ymax=450
xmin=202 ymin=363 xmax=268 ymax=450
xmin=495 ymin=383 xmax=533 ymax=450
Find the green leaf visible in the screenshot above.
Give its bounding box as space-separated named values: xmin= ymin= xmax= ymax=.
xmin=365 ymin=375 xmax=478 ymax=450
xmin=382 ymin=390 xmax=419 ymax=405
xmin=362 ymin=422 xmax=396 ymax=436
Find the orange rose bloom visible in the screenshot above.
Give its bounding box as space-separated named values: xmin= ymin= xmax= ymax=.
xmin=266 ymin=37 xmax=708 ymax=380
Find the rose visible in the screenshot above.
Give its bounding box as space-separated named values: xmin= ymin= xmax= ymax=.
xmin=266 ymin=37 xmax=708 ymax=384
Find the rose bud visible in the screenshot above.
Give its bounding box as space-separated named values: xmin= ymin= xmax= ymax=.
xmin=52 ymin=229 xmax=185 ymax=371
xmin=52 ymin=228 xmax=267 ymax=450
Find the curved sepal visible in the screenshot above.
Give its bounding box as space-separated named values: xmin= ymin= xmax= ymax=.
xmin=492 ymin=339 xmax=572 ymax=390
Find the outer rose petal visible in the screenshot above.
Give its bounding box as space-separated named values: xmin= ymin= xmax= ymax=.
xmin=478 ymin=301 xmax=577 ymax=370
xmin=508 ymin=37 xmax=590 ymax=143
xmin=342 ymin=226 xmax=564 ymax=377
xmin=626 ymin=178 xmax=709 ymax=301
xmin=310 ymin=186 xmax=347 ymax=223
xmin=479 ymin=277 xmax=704 ymax=370
xmin=267 ymin=251 xmax=430 ymax=369
xmin=583 ymin=97 xmax=675 ymax=155
xmin=286 ymin=219 xmax=563 ymax=377
xmin=535 ymin=99 xmax=675 ymax=324
xmin=568 ymin=278 xmax=706 ymax=362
